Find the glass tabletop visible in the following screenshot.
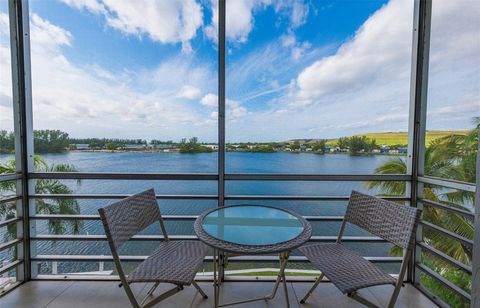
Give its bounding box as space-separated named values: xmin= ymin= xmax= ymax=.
xmin=201 ymin=205 xmax=304 ymax=246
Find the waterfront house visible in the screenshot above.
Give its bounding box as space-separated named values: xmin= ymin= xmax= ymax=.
xmin=204 ymin=144 xmax=219 ymax=150
xmin=380 ymin=146 xmax=390 ymax=154
xmin=124 ymin=144 xmax=146 ymax=150
xmin=74 ymin=144 xmax=90 ymax=150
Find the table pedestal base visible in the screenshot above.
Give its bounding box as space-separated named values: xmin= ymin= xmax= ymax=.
xmin=213 ymin=250 xmax=291 ymax=308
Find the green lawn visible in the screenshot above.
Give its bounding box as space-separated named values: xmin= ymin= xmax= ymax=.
xmin=325 ymin=130 xmax=468 ymax=147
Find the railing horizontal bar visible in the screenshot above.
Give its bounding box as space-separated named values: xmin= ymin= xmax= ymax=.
xmin=30 ymin=194 xmax=218 ymax=200
xmin=225 ymin=174 xmax=410 ymax=181
xmin=28 ymin=172 xmax=411 ymax=181
xmin=31 ymin=235 xmax=196 ymax=241
xmin=418 ymin=176 xmax=476 ymax=193
xmin=226 ymin=195 xmax=410 ymax=201
xmin=30 ymin=214 xmax=345 ymax=222
xmin=0 ymin=173 xmax=21 ymax=182
xmin=0 ymin=259 xmax=23 ymax=275
xmin=29 ymin=194 xmax=409 ymax=202
xmin=223 ymin=255 xmax=401 ymax=263
xmin=417 ymin=241 xmax=472 ymax=274
xmin=30 ymin=172 xmax=218 ymax=180
xmin=31 ymin=234 xmax=384 ymax=242
xmin=0 ymin=217 xmax=22 ymax=228
xmin=419 ymin=198 xmax=474 ymax=219
xmin=0 ymin=195 xmax=20 ymax=204
xmin=30 ymin=254 xmax=401 ymax=263
xmin=31 ymin=275 xmax=319 ymax=282
xmin=421 ymin=221 xmax=473 ymax=247
xmin=313 ymin=235 xmax=386 ymax=242
xmin=0 ymin=238 xmax=22 ymax=251
xmin=415 ymin=263 xmax=471 ymax=302
xmin=30 ymin=214 xmax=198 ymax=221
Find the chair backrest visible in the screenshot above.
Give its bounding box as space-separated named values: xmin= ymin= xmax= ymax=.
xmin=344 ymin=191 xmax=421 ymax=250
xmin=98 ymin=189 xmax=161 ymax=251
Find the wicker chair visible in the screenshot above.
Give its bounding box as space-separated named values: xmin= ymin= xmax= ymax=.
xmin=98 ymin=189 xmax=209 ymax=308
xmin=299 ymin=191 xmax=421 ymax=308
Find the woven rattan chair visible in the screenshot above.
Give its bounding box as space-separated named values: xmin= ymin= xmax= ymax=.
xmin=98 ymin=189 xmax=209 ymax=308
xmin=299 ymin=191 xmax=421 ymax=308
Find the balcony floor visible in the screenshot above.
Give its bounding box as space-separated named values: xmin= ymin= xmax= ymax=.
xmin=2 ymin=280 xmax=437 ymax=308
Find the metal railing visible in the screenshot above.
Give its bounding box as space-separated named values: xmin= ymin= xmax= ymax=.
xmin=25 ymin=172 xmax=410 ymax=280
xmin=413 ymin=176 xmax=476 ymax=306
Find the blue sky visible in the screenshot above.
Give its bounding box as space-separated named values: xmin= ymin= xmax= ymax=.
xmin=0 ymin=0 xmax=478 ymax=142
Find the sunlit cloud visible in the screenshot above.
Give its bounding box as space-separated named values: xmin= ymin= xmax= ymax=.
xmin=60 ymin=0 xmax=203 ymax=53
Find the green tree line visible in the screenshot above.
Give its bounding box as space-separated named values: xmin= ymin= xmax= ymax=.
xmin=179 ymin=137 xmax=213 ymax=153
xmin=337 ymin=135 xmax=378 ymax=155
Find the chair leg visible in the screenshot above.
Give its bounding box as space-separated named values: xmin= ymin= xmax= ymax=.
xmin=142 ymin=285 xmax=183 ymax=308
xmin=300 ymin=273 xmax=324 ymax=304
xmin=387 ymin=280 xmax=404 ymax=308
xmin=192 ymin=281 xmax=208 ymax=299
xmin=140 ymin=282 xmax=161 ymax=306
xmin=147 ymin=282 xmax=160 ymax=296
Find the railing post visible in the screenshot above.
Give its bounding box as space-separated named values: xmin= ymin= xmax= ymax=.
xmin=471 ymin=139 xmax=479 ymax=308
xmin=407 ymin=0 xmax=431 ymax=284
xmin=9 ymin=0 xmax=35 ymax=282
xmin=218 ymin=0 xmax=226 ymax=208
xmin=217 ymin=0 xmax=226 ymax=282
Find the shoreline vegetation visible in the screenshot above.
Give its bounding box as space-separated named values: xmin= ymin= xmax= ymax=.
xmin=0 ymin=129 xmax=468 ymax=156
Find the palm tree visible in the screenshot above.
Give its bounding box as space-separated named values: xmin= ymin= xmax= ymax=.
xmin=0 ymin=155 xmax=82 ymax=240
xmin=366 ymin=124 xmax=478 ymax=264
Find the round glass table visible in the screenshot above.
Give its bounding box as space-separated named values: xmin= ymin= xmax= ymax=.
xmin=194 ymin=205 xmax=312 ymax=307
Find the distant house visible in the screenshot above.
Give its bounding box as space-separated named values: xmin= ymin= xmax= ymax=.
xmin=153 ymin=144 xmax=173 ymax=150
xmin=372 ymin=149 xmax=381 ymax=154
xmin=324 ymin=146 xmax=331 ymax=152
xmin=124 ymin=144 xmax=145 ymax=150
xmin=380 ymin=146 xmax=390 ymax=154
xmin=300 ymin=145 xmax=306 ymax=152
xmin=204 ymin=144 xmax=219 ymax=150
xmin=398 ymin=147 xmax=408 ymax=154
xmin=306 ymin=147 xmax=313 ymax=152
xmin=75 ymin=144 xmax=90 ymax=150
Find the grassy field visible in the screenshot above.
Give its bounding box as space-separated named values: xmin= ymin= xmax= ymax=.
xmin=325 ymin=130 xmax=468 ymax=146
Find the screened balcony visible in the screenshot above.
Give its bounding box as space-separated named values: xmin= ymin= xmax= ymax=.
xmin=0 ymin=0 xmax=479 ymax=308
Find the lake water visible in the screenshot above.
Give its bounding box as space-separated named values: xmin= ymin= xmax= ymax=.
xmin=0 ymin=152 xmax=405 ymax=274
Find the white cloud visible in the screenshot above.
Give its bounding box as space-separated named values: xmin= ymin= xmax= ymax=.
xmin=206 ymin=0 xmax=268 ymax=44
xmin=61 ymin=0 xmax=203 ymax=53
xmin=30 ymin=14 xmax=72 ymax=53
xmin=177 ymin=85 xmax=202 ymax=100
xmin=296 ymin=0 xmax=412 ymax=101
xmin=200 ymin=93 xmax=218 ymax=107
xmin=206 ymin=0 xmax=310 ymax=44
xmin=60 ymin=0 xmax=106 ymax=14
xmin=200 ymin=93 xmax=247 ymax=120
xmin=274 ymin=0 xmax=309 ymax=29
